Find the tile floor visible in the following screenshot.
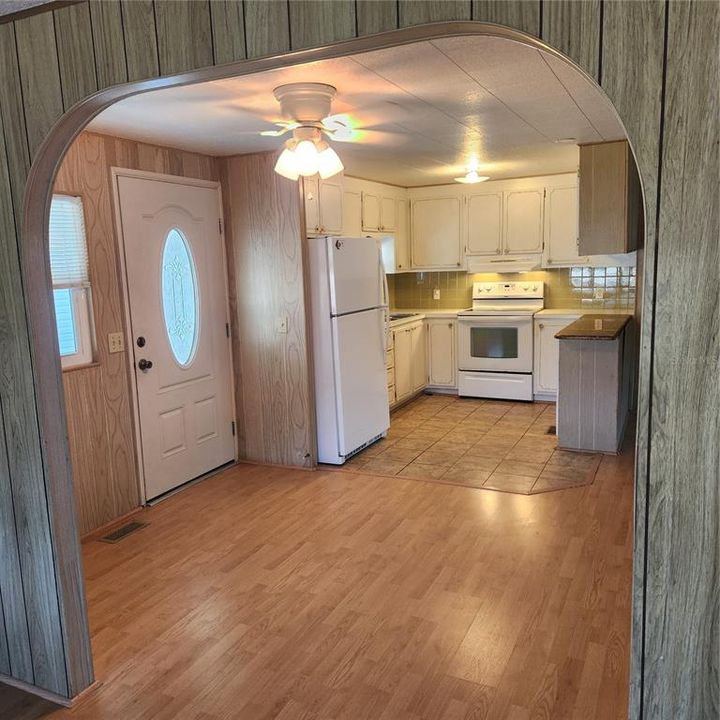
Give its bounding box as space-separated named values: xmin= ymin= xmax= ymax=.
xmin=340 ymin=393 xmax=601 ymax=494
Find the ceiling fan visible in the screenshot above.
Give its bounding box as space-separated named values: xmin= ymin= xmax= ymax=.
xmin=259 ymin=82 xmax=357 ymax=143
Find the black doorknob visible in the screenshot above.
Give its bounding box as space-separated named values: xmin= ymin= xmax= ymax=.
xmin=136 ymin=336 xmax=146 ymax=348
xmin=138 ymin=358 xmax=153 ymax=372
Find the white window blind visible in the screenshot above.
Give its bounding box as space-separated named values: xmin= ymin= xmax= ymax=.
xmin=49 ymin=194 xmax=90 ymax=288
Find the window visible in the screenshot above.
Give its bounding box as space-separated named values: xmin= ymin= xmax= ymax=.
xmin=49 ymin=194 xmax=94 ymax=368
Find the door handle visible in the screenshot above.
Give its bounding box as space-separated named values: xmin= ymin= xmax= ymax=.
xmin=138 ymin=358 xmax=153 ymax=372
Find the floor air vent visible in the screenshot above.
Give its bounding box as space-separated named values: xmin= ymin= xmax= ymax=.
xmin=100 ymin=520 xmax=148 ymax=544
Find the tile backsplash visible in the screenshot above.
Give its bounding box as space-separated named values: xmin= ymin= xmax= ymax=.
xmin=388 ymin=267 xmax=636 ymax=311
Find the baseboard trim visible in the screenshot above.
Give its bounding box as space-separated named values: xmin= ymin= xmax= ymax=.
xmin=0 ymin=673 xmax=103 ymax=708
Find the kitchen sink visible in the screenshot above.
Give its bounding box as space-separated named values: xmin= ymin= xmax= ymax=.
xmin=389 ymin=312 xmax=419 ymax=321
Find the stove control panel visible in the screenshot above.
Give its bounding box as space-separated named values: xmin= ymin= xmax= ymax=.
xmin=472 ymin=281 xmax=544 ymax=300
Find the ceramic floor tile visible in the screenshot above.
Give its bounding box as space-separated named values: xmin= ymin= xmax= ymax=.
xmin=415 ymin=448 xmax=459 ymax=466
xmin=441 ymin=466 xmax=492 ymax=487
xmin=494 ymin=460 xmax=545 ymax=479
xmin=483 ymin=472 xmax=536 ymax=494
xmin=376 ymin=446 xmax=424 ymax=464
xmin=452 ymin=455 xmax=502 ymax=473
xmin=398 ymin=462 xmax=450 ymax=480
xmin=393 ymin=437 xmax=436 ymax=452
xmin=360 ymin=458 xmax=407 ymax=476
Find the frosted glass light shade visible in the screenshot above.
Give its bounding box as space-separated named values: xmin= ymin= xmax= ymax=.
xmin=317 ymin=146 xmax=344 ymax=179
xmin=274 ymin=148 xmax=300 ymax=180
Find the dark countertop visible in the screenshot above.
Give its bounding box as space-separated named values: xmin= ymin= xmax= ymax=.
xmin=555 ymin=313 xmax=632 ymax=341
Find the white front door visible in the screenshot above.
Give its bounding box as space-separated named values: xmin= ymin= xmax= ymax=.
xmin=116 ymin=174 xmax=236 ymax=500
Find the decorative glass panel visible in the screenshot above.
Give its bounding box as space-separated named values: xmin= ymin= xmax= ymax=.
xmin=161 ymin=229 xmax=198 ymax=366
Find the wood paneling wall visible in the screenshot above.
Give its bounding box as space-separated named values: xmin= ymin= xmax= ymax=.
xmin=53 ymin=131 xmax=220 ymax=536
xmin=219 ymin=152 xmax=314 ymax=468
xmin=0 ymin=2 xmax=715 ymax=716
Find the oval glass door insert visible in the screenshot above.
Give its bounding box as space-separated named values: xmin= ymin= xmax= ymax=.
xmin=161 ymin=228 xmax=198 ymax=366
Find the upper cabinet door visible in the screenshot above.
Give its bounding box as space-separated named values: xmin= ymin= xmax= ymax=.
xmin=362 ymin=191 xmax=381 ymax=232
xmin=304 ymin=176 xmax=320 ymax=234
xmin=543 ymin=184 xmax=586 ymax=266
xmin=410 ymin=196 xmax=462 ymax=269
xmin=504 ymin=188 xmax=544 ymax=254
xmin=578 ymin=140 xmax=641 ymax=255
xmin=319 ymin=177 xmax=343 ymax=235
xmin=342 ymin=188 xmax=362 ymax=236
xmin=380 ymin=195 xmax=397 ymax=232
xmin=395 ymin=198 xmax=409 ymax=271
xmin=467 ymin=191 xmax=503 ymax=255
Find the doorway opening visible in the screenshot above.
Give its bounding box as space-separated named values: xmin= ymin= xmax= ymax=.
xmin=25 ymin=23 xmax=646 ymax=718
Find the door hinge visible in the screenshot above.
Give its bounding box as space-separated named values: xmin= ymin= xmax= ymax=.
xmin=231 ymin=420 xmax=236 ymax=436
xmin=218 ymin=218 xmax=223 ymax=234
xmin=225 ymin=322 xmax=230 ymax=338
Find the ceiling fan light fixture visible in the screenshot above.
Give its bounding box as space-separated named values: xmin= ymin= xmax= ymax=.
xmin=317 ymin=145 xmax=344 ymax=179
xmin=454 ymin=170 xmax=490 ymax=184
xmin=274 ymin=126 xmax=344 ymax=181
xmin=274 ymin=147 xmax=301 ymax=180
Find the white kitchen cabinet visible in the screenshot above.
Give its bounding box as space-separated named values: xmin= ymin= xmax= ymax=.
xmin=304 ymin=175 xmax=343 ymax=235
xmin=466 ymin=190 xmax=503 ymax=256
xmin=542 ymin=182 xmax=589 ymax=268
xmin=342 ymin=187 xmax=362 ymax=236
xmin=393 ymin=325 xmax=414 ymax=403
xmin=410 ymin=321 xmax=427 ymax=393
xmin=505 ymin=188 xmax=544 ymax=254
xmin=392 ymin=319 xmax=427 ymax=404
xmin=427 ymin=318 xmax=457 ymax=388
xmin=362 ymin=190 xmax=397 ymax=232
xmin=410 ymin=195 xmax=463 ymax=269
xmin=395 ymin=198 xmax=410 ymax=271
xmin=534 ymin=315 xmax=580 ymax=398
xmin=381 ymin=198 xmax=410 ymax=274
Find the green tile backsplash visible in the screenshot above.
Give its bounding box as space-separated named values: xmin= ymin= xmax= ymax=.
xmin=388 ymin=267 xmax=636 ymax=311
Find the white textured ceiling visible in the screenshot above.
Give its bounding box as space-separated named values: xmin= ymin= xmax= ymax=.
xmin=88 ymin=36 xmax=625 ymax=186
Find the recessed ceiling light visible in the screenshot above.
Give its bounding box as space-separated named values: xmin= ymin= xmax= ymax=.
xmin=454 ymin=170 xmax=490 ymax=184
xmin=554 ymin=137 xmax=577 ymax=144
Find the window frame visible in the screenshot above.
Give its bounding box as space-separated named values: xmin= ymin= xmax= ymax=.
xmin=49 ymin=193 xmax=96 ymax=370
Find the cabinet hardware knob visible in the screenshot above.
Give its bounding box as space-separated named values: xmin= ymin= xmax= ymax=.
xmin=539 ymin=323 xmax=544 ymax=329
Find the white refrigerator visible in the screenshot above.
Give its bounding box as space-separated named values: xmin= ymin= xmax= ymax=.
xmin=308 ymin=235 xmax=390 ymax=464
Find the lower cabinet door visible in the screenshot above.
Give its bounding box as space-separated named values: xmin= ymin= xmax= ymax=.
xmin=427 ymin=319 xmax=456 ymax=387
xmin=534 ymin=318 xmax=578 ymax=396
xmin=393 ymin=327 xmax=413 ymax=401
xmin=410 ymin=321 xmax=427 ymax=392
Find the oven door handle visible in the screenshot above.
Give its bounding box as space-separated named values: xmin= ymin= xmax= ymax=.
xmin=457 ymin=315 xmax=533 ymax=324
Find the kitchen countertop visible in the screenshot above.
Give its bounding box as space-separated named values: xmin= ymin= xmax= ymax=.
xmin=388 ymin=309 xmax=465 ymax=327
xmin=535 ymin=308 xmax=633 ymax=318
xmin=555 ymin=313 xmax=632 ymax=341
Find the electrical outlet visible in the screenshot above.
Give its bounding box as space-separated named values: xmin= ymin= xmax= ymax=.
xmin=432 ymin=288 xmax=441 ymax=300
xmin=108 ymin=332 xmax=125 ymax=353
xmin=593 ymin=288 xmax=604 ymax=300
xmin=276 ymin=316 xmax=288 ymax=334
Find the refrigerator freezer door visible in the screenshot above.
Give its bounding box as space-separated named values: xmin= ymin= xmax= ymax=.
xmin=332 ymin=308 xmax=389 ymax=457
xmin=327 ymin=236 xmax=385 ymax=315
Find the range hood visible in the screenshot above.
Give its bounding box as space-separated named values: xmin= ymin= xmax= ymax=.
xmin=466 ymin=254 xmax=542 ymax=274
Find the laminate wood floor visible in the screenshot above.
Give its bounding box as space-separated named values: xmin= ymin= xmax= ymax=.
xmin=1 ymin=449 xmax=634 ymax=720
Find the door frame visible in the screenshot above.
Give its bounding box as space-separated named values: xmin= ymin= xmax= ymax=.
xmin=110 ymin=167 xmax=237 ymax=504
xmin=16 ymin=20 xmax=653 ymax=705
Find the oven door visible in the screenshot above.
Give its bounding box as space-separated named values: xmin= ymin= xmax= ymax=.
xmin=458 ymin=315 xmax=534 ymax=373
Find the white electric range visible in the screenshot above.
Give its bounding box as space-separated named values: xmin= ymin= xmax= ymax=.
xmin=457 ymin=281 xmax=544 ymax=401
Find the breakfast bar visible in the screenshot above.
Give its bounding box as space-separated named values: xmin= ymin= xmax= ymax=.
xmin=555 ymin=314 xmax=634 ymax=453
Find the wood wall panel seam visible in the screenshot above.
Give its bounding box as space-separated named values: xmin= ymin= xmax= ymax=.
xmin=243 ymin=0 xmax=290 ymax=58
xmin=471 ymin=0 xmax=541 ymax=37
xmin=119 ymin=0 xmax=160 ymax=82
xmin=88 ymin=0 xmax=128 ymax=89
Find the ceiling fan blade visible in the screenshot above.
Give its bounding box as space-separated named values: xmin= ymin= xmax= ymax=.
xmin=259 ymin=127 xmax=292 ymax=137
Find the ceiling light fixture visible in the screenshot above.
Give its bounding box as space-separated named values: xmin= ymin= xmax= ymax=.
xmin=454 ymin=169 xmax=490 ymax=184
xmin=274 ymin=126 xmax=344 ymax=181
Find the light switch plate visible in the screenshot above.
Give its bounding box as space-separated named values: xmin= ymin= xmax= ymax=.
xmin=432 ymin=288 xmax=441 ymax=300
xmin=108 ymin=332 xmax=125 ymax=353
